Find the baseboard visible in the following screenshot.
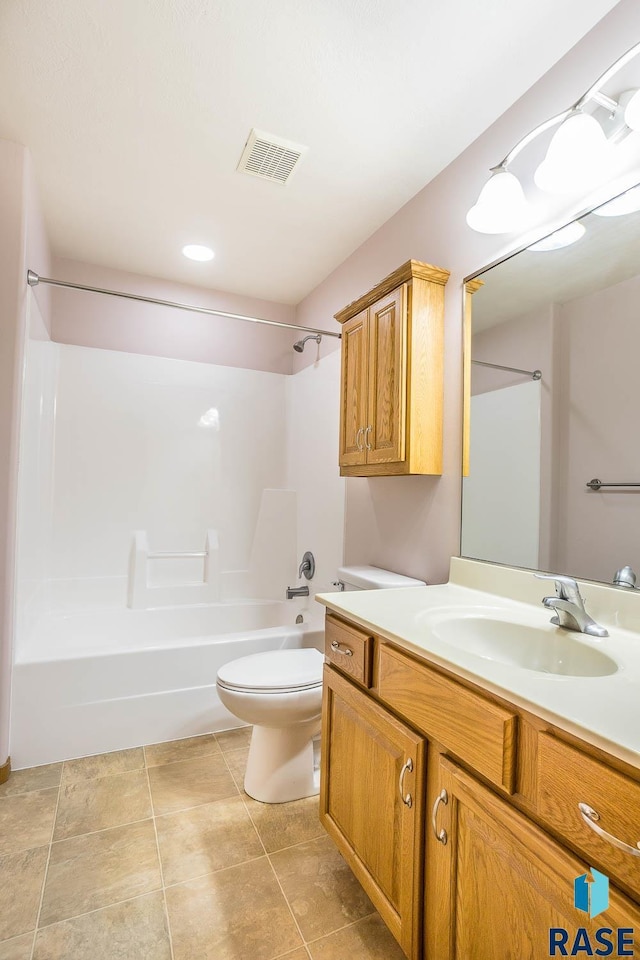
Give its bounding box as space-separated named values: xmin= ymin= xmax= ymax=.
xmin=0 ymin=756 xmax=10 ymax=784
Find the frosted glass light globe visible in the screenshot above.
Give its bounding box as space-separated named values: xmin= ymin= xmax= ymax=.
xmin=534 ymin=112 xmax=611 ymax=195
xmin=466 ymin=170 xmax=531 ymax=234
xmin=624 ymin=89 xmax=640 ymax=131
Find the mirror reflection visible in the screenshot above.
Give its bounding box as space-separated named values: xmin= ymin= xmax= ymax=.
xmin=462 ymin=183 xmax=640 ymax=586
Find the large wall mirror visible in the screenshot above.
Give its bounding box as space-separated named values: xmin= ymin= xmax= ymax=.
xmin=462 ymin=181 xmax=640 ymax=586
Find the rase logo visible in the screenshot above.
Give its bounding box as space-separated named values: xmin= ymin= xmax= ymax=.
xmin=575 ymin=868 xmax=609 ymax=919
xmin=549 ymin=869 xmax=635 ymax=957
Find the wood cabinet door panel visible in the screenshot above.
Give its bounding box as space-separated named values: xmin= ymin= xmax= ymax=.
xmin=339 ymin=309 xmax=369 ymax=466
xmin=366 ymin=286 xmax=406 ymax=464
xmin=427 ymin=756 xmax=640 ymax=960
xmin=320 ymin=666 xmax=425 ymax=958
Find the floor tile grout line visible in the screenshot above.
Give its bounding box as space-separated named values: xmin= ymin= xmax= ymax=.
xmin=145 ymin=750 xmax=224 ymax=771
xmin=28 ymin=775 xmax=62 ymax=960
xmin=265 ymin=851 xmax=308 ymax=953
xmin=150 ymin=789 xmax=241 ymax=820
xmin=59 ymin=764 xmax=147 ymax=788
xmin=151 ymin=791 xmax=246 ymax=822
xmin=32 ymin=889 xmax=164 ymax=934
xmin=161 ymin=852 xmax=270 ymax=891
xmin=144 ymin=759 xmax=176 ymax=960
xmin=50 ymin=814 xmax=156 ymax=845
xmin=0 ymin=779 xmax=62 ymax=801
xmin=301 ymin=910 xmax=378 ymax=947
xmin=219 ymin=749 xmax=268 ymax=857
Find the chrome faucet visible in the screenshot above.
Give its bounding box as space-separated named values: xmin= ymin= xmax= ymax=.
xmin=536 ymin=574 xmax=608 ymax=638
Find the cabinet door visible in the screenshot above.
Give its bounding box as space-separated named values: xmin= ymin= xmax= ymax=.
xmin=339 ymin=308 xmax=369 ymax=466
xmin=320 ymin=665 xmax=425 ymax=959
xmin=426 ymin=755 xmax=640 ymax=960
xmin=366 ymin=285 xmax=406 ymax=465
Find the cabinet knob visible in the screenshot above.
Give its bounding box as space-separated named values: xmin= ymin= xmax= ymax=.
xmin=355 ymin=427 xmax=364 ymax=452
xmin=399 ymin=757 xmax=413 ymax=808
xmin=432 ymin=788 xmax=448 ymax=844
xmin=578 ymin=802 xmax=640 ymax=858
xmin=364 ymin=425 xmax=372 ymax=451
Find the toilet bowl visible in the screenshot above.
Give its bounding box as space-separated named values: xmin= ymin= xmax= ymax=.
xmin=216 ymin=648 xmax=324 ymax=803
xmin=216 ymin=565 xmax=426 ymax=804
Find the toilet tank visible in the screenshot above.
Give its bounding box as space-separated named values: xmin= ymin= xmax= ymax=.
xmin=337 ymin=565 xmax=426 ymax=591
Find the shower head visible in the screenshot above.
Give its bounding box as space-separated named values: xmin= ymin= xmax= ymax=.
xmin=293 ymin=334 xmax=322 ymax=353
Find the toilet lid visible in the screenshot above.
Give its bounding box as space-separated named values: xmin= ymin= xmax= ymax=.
xmin=217 ymin=648 xmax=324 ymax=693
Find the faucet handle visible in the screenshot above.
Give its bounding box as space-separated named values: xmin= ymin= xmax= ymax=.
xmin=535 ymin=573 xmax=583 ymax=604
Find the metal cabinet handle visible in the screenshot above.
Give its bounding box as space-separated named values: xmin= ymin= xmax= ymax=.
xmin=578 ymin=803 xmax=640 ymax=858
xmin=330 ymin=640 xmax=353 ymax=657
xmin=355 ymin=427 xmax=364 ymax=451
xmin=432 ymin=788 xmax=448 ymax=844
xmin=399 ymin=758 xmax=413 ymax=808
xmin=364 ymin=425 xmax=372 ymax=450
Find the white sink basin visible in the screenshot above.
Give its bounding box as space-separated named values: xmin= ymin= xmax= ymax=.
xmin=431 ymin=617 xmax=618 ymax=677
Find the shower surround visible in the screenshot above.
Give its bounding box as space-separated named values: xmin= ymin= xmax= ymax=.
xmin=13 ymin=305 xmax=344 ymax=766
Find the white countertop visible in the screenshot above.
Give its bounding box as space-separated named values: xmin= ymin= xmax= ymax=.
xmin=316 ymin=558 xmax=640 ymax=770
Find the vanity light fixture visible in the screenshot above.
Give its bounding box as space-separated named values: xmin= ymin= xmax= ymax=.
xmin=528 ymin=221 xmax=585 ymax=251
xmin=182 ymin=244 xmax=215 ymax=262
xmin=533 ymin=110 xmax=611 ymax=195
xmin=467 ymin=39 xmax=640 ymax=234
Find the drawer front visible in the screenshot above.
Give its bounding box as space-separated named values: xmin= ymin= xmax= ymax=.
xmin=537 ymin=733 xmax=640 ymax=895
xmin=377 ymin=644 xmax=517 ymax=792
xmin=325 ymin=614 xmax=373 ymax=687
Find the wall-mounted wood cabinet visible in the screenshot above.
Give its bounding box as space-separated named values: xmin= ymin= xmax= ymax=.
xmin=336 ymin=260 xmax=449 ymax=477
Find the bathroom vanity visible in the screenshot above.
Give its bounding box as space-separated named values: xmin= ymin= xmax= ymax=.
xmin=317 ymin=559 xmax=640 ymax=960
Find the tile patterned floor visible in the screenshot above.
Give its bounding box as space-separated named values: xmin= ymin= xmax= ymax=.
xmin=0 ymin=729 xmax=405 ymax=960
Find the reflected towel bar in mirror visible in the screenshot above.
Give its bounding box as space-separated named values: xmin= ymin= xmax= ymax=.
xmin=586 ymin=479 xmax=640 ymax=491
xmin=472 ymin=360 xmax=542 ymax=381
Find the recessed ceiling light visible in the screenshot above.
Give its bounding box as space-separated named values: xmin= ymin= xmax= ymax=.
xmin=528 ymin=221 xmax=585 ymax=252
xmin=182 ymin=244 xmax=215 ymax=262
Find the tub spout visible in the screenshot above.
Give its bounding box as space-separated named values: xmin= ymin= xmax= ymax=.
xmin=286 ymin=585 xmax=309 ymax=599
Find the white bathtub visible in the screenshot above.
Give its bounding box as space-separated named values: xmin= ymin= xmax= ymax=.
xmin=11 ymin=599 xmax=324 ymax=768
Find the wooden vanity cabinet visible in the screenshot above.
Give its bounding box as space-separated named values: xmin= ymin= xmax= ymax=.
xmin=320 ymin=665 xmax=426 ymax=959
xmin=336 ymin=259 xmax=449 ymax=477
xmin=427 ymin=755 xmax=640 ymax=960
xmin=320 ymin=610 xmax=640 ymax=960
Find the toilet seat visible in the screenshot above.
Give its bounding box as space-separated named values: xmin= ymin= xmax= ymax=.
xmin=216 ymin=648 xmax=323 ymax=695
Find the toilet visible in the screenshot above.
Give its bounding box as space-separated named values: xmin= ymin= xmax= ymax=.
xmin=216 ymin=565 xmax=426 ymax=803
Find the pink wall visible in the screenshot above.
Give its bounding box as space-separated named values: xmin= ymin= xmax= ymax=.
xmin=50 ymin=258 xmax=302 ymax=375
xmin=293 ymin=0 xmax=640 ymax=584
xmin=0 ymin=141 xmax=51 ymax=768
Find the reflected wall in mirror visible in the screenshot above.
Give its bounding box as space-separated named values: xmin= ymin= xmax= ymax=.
xmin=462 ymin=181 xmax=640 ymax=586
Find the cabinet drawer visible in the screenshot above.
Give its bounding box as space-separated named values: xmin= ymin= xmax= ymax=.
xmin=377 ymin=644 xmax=517 ymax=792
xmin=537 ymin=734 xmax=640 ymax=896
xmin=325 ymin=614 xmax=373 ymax=687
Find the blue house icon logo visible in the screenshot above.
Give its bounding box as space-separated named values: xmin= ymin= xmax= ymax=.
xmin=574 ymin=868 xmax=609 ymax=919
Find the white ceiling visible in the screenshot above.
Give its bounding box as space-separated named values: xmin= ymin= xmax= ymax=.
xmin=0 ymin=0 xmax=620 ymax=303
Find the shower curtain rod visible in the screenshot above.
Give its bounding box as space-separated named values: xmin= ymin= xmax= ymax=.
xmin=472 ymin=359 xmax=542 ymax=381
xmin=26 ymin=270 xmax=341 ymax=340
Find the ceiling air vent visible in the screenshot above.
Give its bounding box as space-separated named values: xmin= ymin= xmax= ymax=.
xmin=237 ymin=129 xmax=307 ymax=184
